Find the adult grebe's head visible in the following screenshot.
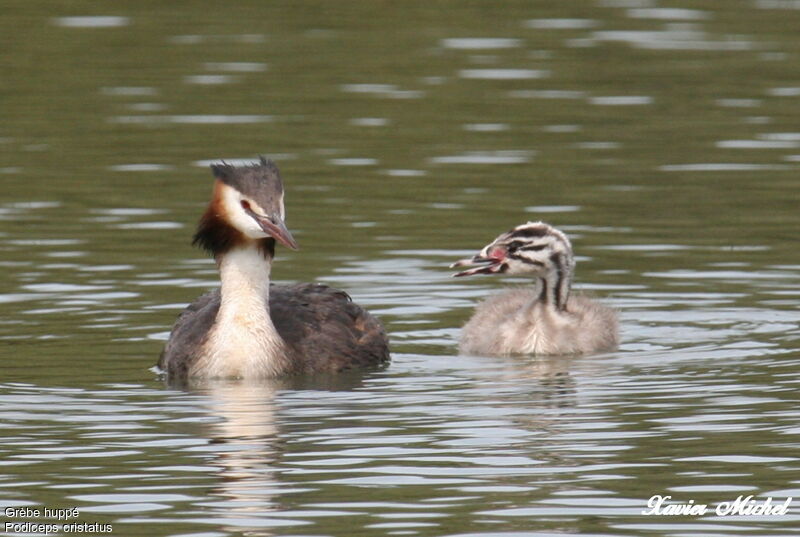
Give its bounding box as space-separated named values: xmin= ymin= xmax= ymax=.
xmin=193 ymin=157 xmax=299 ymax=258
xmin=451 ymin=221 xmax=574 ymax=279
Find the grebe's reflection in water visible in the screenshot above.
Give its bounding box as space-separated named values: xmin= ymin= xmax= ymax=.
xmin=182 ymin=374 xmax=369 ymax=534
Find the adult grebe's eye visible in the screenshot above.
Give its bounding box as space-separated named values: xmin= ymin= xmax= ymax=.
xmin=240 ymin=200 xmax=252 ymax=211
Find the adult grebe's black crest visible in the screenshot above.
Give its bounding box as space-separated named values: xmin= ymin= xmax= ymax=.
xmin=159 ymin=158 xmax=390 ymax=379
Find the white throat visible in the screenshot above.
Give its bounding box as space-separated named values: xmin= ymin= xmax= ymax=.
xmin=196 ymin=246 xmax=290 ymax=378
xmin=220 ymin=246 xmax=272 ymax=298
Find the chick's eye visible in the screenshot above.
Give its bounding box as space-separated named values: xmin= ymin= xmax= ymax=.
xmin=507 ymin=241 xmax=522 ymax=253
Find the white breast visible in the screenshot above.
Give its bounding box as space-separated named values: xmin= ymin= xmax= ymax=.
xmin=192 ymin=248 xmax=290 ymax=378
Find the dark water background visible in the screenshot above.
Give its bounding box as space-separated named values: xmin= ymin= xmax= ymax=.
xmin=2 ymin=1 xmax=800 ymax=535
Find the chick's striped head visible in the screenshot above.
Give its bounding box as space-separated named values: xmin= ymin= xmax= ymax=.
xmin=451 ymin=222 xmax=575 ymax=278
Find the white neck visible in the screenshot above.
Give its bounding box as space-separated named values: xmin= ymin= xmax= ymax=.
xmin=195 ymin=246 xmax=291 ymax=378
xmin=219 ymin=246 xmax=272 ymax=299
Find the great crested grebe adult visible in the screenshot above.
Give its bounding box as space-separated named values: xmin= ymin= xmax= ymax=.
xmin=450 ymin=221 xmax=618 ymax=356
xmin=158 ymin=158 xmax=390 ymax=379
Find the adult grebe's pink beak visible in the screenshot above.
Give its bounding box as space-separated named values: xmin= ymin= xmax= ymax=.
xmin=255 ymin=213 xmax=299 ymax=250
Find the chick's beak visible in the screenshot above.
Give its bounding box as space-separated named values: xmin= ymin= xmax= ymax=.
xmin=256 ymin=213 xmax=299 ymax=250
xmin=449 ymin=247 xmax=506 ymax=277
xmin=450 ymin=255 xmax=487 ymax=268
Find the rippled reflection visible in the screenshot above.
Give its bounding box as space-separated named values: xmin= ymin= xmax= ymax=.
xmin=191 ymin=380 xmax=289 ymax=535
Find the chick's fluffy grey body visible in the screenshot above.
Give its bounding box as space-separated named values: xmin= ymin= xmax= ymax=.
xmin=452 ymin=221 xmax=619 ymax=357
xmin=459 ymin=287 xmax=618 ymax=356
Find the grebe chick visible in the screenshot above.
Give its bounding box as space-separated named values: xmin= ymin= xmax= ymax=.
xmin=159 ymin=158 xmax=390 ymax=379
xmin=450 ymin=221 xmax=618 ymax=356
